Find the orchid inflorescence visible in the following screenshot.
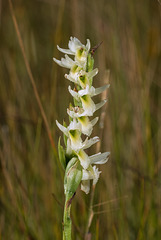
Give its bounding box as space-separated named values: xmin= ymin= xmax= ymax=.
xmin=53 ymin=37 xmax=110 ymax=195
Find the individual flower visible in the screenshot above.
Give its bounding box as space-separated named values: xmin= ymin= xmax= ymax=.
xmin=67 ymin=107 xmax=99 ymax=136
xmin=53 ymin=54 xmax=75 ymax=69
xmin=77 ymin=150 xmax=110 ymax=170
xmin=53 ymin=54 xmax=84 ymax=81
xmin=56 ymin=119 xmax=82 ymax=151
xmin=68 ymin=84 xmax=109 ymax=116
xmin=80 ymin=151 xmax=110 ymax=194
xmin=77 ymin=116 xmax=98 ymax=136
xmin=65 ymin=68 xmax=98 ymax=88
xmin=68 ymin=84 xmax=110 ymax=99
xmin=56 ymin=120 xmax=99 ymax=152
xmin=67 ymin=100 xmax=107 ymax=118
xmin=81 ymin=166 xmax=101 ymax=194
xmin=56 ymin=37 xmax=90 ymax=66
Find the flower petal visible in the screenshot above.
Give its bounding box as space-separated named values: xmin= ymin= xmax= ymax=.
xmin=92 ymin=166 xmax=101 ymax=185
xmin=68 ymin=119 xmax=81 ymax=131
xmin=69 ymin=129 xmax=83 ymax=151
xmin=53 ymin=55 xmax=75 ymax=69
xmin=78 ymin=85 xmax=95 ymax=97
xmin=56 ymin=120 xmax=68 ymax=136
xmin=89 ymin=152 xmax=110 ymax=164
xmin=65 ymin=74 xmax=77 ymax=84
xmin=86 ymin=39 xmax=91 ymax=52
xmin=78 ymin=74 xmax=89 ymax=88
xmin=95 ymin=99 xmax=107 ymax=111
xmin=77 ymin=116 xmax=93 ymax=136
xmin=91 ymin=117 xmax=99 ymax=127
xmin=68 ymin=37 xmax=84 ymax=52
xmin=57 ymin=45 xmax=74 ymax=55
xmin=82 ymin=136 xmax=99 ymax=150
xmin=80 ymin=95 xmax=96 ymax=116
xmin=81 ymin=166 xmax=101 ymax=186
xmin=94 ymin=84 xmax=110 ymax=96
xmin=65 ymin=64 xmax=83 ymax=84
xmin=81 ymin=180 xmax=90 ymax=194
xmin=53 ymin=58 xmax=65 ymax=68
xmin=87 ymin=68 xmax=98 ymax=79
xmin=82 ymin=169 xmax=93 ymax=180
xmin=77 ymin=149 xmax=90 ymax=169
xmin=68 ymin=86 xmax=79 ymax=100
xmin=66 ymin=138 xmax=73 ymax=155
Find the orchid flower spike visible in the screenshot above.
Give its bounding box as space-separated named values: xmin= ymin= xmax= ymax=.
xmin=54 ymin=37 xmax=110 ymax=195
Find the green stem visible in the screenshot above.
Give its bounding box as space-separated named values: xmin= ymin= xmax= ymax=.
xmin=63 ymin=193 xmax=73 ymax=240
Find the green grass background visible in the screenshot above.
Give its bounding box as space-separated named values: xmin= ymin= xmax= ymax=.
xmin=0 ymin=0 xmax=161 ymax=239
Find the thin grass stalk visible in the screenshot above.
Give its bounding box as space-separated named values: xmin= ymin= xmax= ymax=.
xmin=8 ymin=0 xmax=59 ymax=164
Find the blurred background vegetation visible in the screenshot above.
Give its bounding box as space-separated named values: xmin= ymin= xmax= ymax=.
xmin=0 ymin=0 xmax=161 ymax=239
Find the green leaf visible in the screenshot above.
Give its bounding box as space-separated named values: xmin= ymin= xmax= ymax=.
xmin=58 ymin=137 xmax=66 ymax=170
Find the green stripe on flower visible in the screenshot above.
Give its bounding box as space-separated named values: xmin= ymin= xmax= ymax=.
xmin=77 ymin=149 xmax=90 ymax=170
xmin=80 ymin=95 xmax=96 ymax=116
xmin=79 ymin=75 xmax=88 ymax=88
xmin=71 ymin=64 xmax=81 ymax=74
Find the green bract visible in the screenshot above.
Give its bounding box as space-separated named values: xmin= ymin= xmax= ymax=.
xmin=64 ymin=157 xmax=82 ymax=197
xmin=58 ymin=137 xmax=66 ymax=170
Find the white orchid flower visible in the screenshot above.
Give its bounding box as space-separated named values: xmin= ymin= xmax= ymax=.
xmin=53 ymin=54 xmax=75 ymax=69
xmin=56 ymin=37 xmax=90 ymax=65
xmin=68 ymin=84 xmax=109 ymax=116
xmin=77 ymin=116 xmax=99 ymax=136
xmin=67 ymin=107 xmax=98 ymax=136
xmin=81 ymin=165 xmax=101 ymax=194
xmin=66 ymin=136 xmax=100 ymax=162
xmin=89 ymin=152 xmax=110 ymax=164
xmin=78 ymin=84 xmax=110 ymax=97
xmin=56 ymin=120 xmax=99 ymax=152
xmin=67 ymin=65 xmax=83 ymax=82
xmin=77 ymin=68 xmax=98 ymax=88
xmin=80 ymin=180 xmax=90 ymax=194
xmin=53 ymin=54 xmax=84 ymax=82
xmin=65 ymin=68 xmax=98 ymax=88
xmin=77 ymin=149 xmax=110 ymax=170
xmin=56 ymin=119 xmax=82 ymax=151
xmin=67 ymin=100 xmax=107 ymax=118
xmin=81 ymin=136 xmax=99 ymax=150
xmin=76 ymin=149 xmax=91 ymax=170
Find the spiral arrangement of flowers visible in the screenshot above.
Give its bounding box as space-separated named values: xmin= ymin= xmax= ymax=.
xmin=53 ymin=37 xmax=110 ymax=239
